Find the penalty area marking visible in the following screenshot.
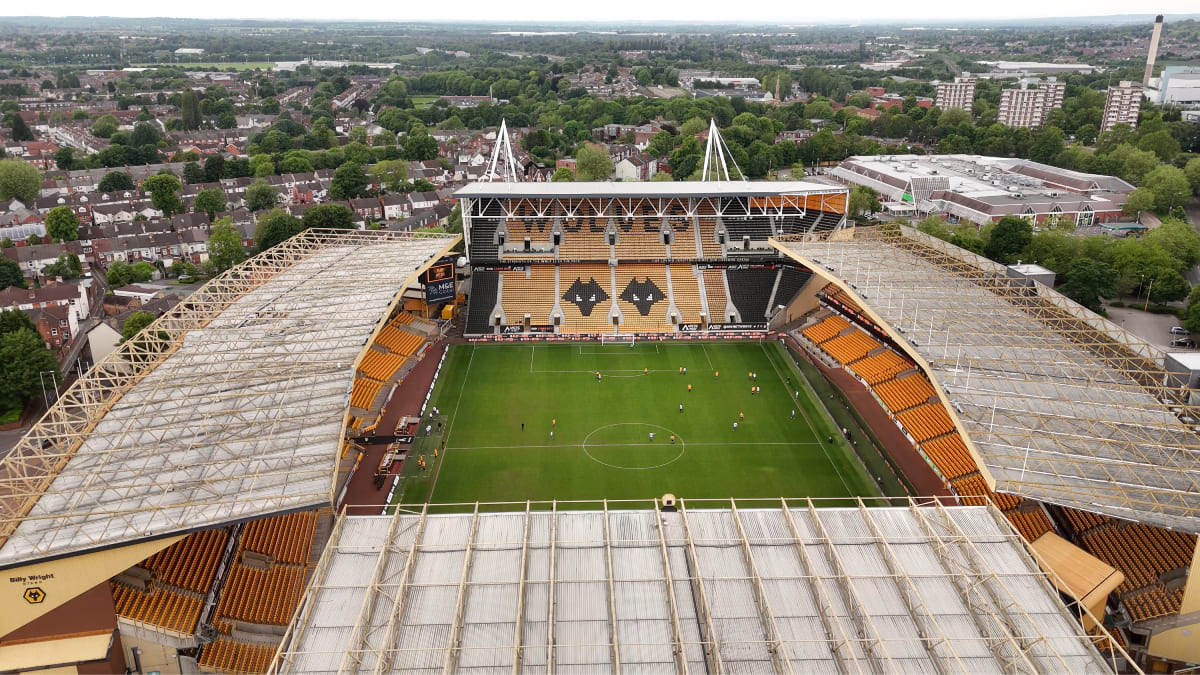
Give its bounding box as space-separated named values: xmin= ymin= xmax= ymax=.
xmin=582 ymin=422 xmax=686 ymax=470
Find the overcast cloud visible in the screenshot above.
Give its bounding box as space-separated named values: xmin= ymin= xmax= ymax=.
xmin=1 ymin=1 xmax=1195 ymax=23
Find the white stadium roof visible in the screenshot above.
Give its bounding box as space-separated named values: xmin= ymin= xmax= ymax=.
xmin=0 ymin=230 xmax=459 ymax=568
xmin=775 ymin=226 xmax=1200 ymax=534
xmin=272 ymin=499 xmax=1120 ymax=674
xmin=454 ymin=180 xmax=845 ymax=199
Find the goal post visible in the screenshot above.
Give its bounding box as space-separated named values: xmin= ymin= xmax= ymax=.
xmin=600 ymin=334 xmax=636 ymax=348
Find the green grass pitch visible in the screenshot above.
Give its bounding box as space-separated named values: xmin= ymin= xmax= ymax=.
xmin=398 ymin=341 xmax=880 ymax=506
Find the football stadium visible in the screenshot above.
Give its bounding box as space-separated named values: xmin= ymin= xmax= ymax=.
xmin=0 ymin=176 xmax=1197 ymax=675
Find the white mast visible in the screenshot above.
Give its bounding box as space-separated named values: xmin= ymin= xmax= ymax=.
xmin=700 ymin=118 xmax=745 ymax=181
xmin=484 ymin=119 xmax=521 ymax=183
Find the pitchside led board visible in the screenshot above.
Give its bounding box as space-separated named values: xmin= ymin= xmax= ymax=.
xmin=424 ymin=257 xmax=457 ymax=304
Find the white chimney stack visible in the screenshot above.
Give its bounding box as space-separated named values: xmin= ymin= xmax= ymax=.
xmin=1144 ymin=15 xmax=1164 ymax=87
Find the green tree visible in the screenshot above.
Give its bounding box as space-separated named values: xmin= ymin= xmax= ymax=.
xmin=446 ymin=203 xmax=463 ymax=235
xmin=848 ymin=185 xmax=880 ymax=220
xmin=575 ymin=144 xmax=613 ymax=181
xmin=401 ymin=132 xmax=438 ymax=161
xmin=1142 ymin=165 xmax=1192 ymax=214
xmin=42 ymin=253 xmax=82 ymax=280
xmin=180 ymin=89 xmax=202 ymax=130
xmin=98 ymin=171 xmax=134 ymax=192
xmin=0 ymin=309 xmax=36 ymax=335
xmin=106 ymin=260 xmax=135 ymax=287
xmin=254 ymin=209 xmax=303 ymax=252
xmin=302 ymin=204 xmax=355 ymax=230
xmin=141 ymin=173 xmax=184 ymax=217
xmin=1108 ymin=144 xmax=1159 ymax=185
xmin=0 ymin=158 xmax=41 ymax=205
xmin=120 ymin=311 xmax=157 ymax=343
xmin=131 ymin=261 xmax=155 ymax=282
xmin=5 ymin=112 xmax=34 ymax=142
xmin=1059 ymin=259 xmax=1117 ymax=313
xmin=0 ymin=237 xmax=13 ymax=249
xmin=44 ymin=206 xmax=80 ymax=242
xmin=208 ymin=218 xmax=246 ymax=272
xmin=182 ymin=161 xmax=205 ymax=185
xmin=54 ymin=147 xmax=76 ymax=171
xmin=1137 ymin=129 xmax=1179 ymax=162
xmin=1144 ymin=219 xmax=1200 ymax=271
xmin=330 ymin=162 xmax=368 ymax=200
xmin=250 ymin=154 xmax=276 ymax=177
xmin=90 ymin=114 xmax=119 ymax=138
xmin=1184 ymin=285 xmax=1200 ymax=334
xmin=1185 ymin=157 xmax=1200 ymax=196
xmin=244 ymin=179 xmax=280 ymax=212
xmin=194 ymin=188 xmax=226 ymax=220
xmin=1123 ymin=188 xmax=1156 ymax=220
xmin=984 ymin=216 xmax=1033 ymax=264
xmin=369 ymin=159 xmax=409 ymax=193
xmin=0 ymin=258 xmax=24 ymax=289
xmin=551 ymin=166 xmax=575 ymax=182
xmin=0 ymin=328 xmax=61 ymax=409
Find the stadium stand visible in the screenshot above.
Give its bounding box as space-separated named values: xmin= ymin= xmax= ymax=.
xmin=111 ymin=583 xmax=204 ymax=635
xmin=197 ymin=638 xmax=277 ymax=674
xmin=614 ymin=264 xmax=672 ymax=331
xmin=774 ymin=267 xmax=813 ymax=307
xmin=349 ymin=378 xmax=383 ymax=410
xmin=725 ymin=268 xmax=776 ymax=321
xmin=821 ymin=329 xmax=881 ymax=365
xmin=559 ymin=265 xmax=616 ymax=333
xmin=468 ymin=217 xmax=499 ymax=261
xmin=920 ymin=435 xmax=977 ymax=481
xmin=613 ymin=228 xmax=667 ymax=260
xmin=558 ymin=231 xmax=613 ymax=260
xmin=465 ymin=270 xmax=498 ymax=334
xmin=850 ymin=349 xmax=913 ymax=386
xmin=701 ymin=269 xmax=728 ymax=320
xmin=802 ymin=314 xmax=851 ymax=344
xmin=140 ymin=529 xmax=229 ymax=594
xmin=501 ymin=266 xmax=557 ymax=324
xmin=875 ymin=373 xmax=937 ymax=413
xmin=697 ymin=218 xmax=724 ymax=258
xmin=359 ymin=349 xmax=406 ymax=383
xmin=668 ymin=264 xmax=704 ymax=324
xmin=895 ymin=402 xmax=956 ymax=443
xmin=214 ymin=563 xmax=305 ymax=626
xmin=375 ymin=325 xmax=425 ymax=356
xmin=722 ymin=215 xmax=773 ymax=244
xmin=239 ymin=512 xmax=317 ymax=566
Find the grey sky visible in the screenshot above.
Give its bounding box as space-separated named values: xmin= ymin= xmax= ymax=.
xmin=1 ymin=2 xmax=1192 ymax=23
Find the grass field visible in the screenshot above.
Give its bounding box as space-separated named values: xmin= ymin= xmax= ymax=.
xmin=396 ymin=341 xmax=879 ymax=506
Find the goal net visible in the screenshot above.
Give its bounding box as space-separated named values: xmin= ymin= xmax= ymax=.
xmin=600 ymin=334 xmax=636 ymax=348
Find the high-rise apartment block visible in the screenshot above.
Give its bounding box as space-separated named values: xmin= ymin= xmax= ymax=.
xmin=996 ymin=79 xmax=1067 ymax=129
xmin=935 ymin=76 xmax=977 ymax=112
xmin=1101 ymin=81 xmax=1143 ymax=133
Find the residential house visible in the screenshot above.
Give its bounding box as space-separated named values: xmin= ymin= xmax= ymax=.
xmin=350 ymin=197 xmax=383 ymax=222
xmin=614 ymin=154 xmax=658 ymax=181
xmin=26 ymin=304 xmax=76 ymax=353
xmin=0 ymin=280 xmax=91 ymax=322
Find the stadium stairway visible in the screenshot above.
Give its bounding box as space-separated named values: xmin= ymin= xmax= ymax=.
xmin=465 ymin=270 xmax=498 ymax=335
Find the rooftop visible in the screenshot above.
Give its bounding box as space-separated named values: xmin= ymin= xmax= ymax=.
xmin=775 ymin=227 xmax=1200 ymax=534
xmin=272 ymin=499 xmax=1119 ymax=674
xmin=0 ymin=229 xmax=459 ymax=569
xmin=454 ymin=180 xmax=845 ymax=200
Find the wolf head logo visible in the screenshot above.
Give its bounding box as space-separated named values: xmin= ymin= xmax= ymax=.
xmin=619 ymin=277 xmax=664 ymax=316
xmin=562 ymin=277 xmax=610 ymax=316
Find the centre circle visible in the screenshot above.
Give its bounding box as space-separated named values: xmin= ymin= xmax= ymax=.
xmin=582 ymin=423 xmax=685 ymax=470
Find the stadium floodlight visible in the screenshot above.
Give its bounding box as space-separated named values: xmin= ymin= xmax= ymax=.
xmin=700 ymin=118 xmax=746 ymax=182
xmin=484 ymin=119 xmax=521 ymax=183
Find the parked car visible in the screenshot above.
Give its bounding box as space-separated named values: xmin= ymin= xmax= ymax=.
xmin=1170 ymin=326 xmax=1188 ymax=335
xmin=1171 ymin=337 xmax=1195 ymax=348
